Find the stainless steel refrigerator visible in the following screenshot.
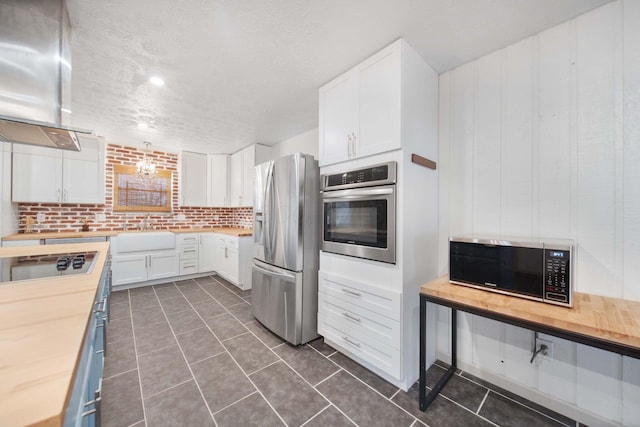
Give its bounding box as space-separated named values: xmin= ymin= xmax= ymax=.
xmin=252 ymin=153 xmax=319 ymax=345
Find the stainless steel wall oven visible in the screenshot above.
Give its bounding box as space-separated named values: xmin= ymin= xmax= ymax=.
xmin=321 ymin=161 xmax=396 ymax=264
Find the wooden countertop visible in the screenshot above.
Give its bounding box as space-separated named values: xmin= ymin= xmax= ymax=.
xmin=0 ymin=242 xmax=111 ymax=427
xmin=420 ymin=275 xmax=640 ymax=356
xmin=3 ymin=227 xmax=252 ymax=241
xmin=169 ymin=227 xmax=253 ymax=237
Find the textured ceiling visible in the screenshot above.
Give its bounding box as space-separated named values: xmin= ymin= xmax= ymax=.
xmin=65 ymin=0 xmax=611 ymax=154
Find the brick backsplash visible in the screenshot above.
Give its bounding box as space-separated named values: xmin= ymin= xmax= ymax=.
xmin=17 ymin=144 xmax=253 ymax=233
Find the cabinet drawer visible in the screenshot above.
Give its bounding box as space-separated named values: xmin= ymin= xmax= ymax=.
xmin=177 ymin=234 xmax=199 ymax=245
xmin=218 ymin=235 xmax=239 ymax=248
xmin=319 ymin=271 xmax=401 ymax=321
xmin=319 ymin=293 xmax=400 ymax=349
xmin=180 ymin=259 xmax=199 ymax=275
xmin=180 ymin=244 xmax=198 ymax=260
xmin=318 ymin=315 xmax=400 ymax=379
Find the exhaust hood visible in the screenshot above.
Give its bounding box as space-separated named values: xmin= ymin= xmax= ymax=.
xmin=0 ymin=1 xmax=95 ymax=152
xmin=0 ymin=115 xmax=92 ymax=152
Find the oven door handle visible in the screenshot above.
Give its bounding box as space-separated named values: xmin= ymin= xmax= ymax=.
xmin=322 ymin=187 xmax=394 ymax=199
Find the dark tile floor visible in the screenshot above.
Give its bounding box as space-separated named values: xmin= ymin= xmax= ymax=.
xmin=102 ymin=275 xmax=583 ymax=427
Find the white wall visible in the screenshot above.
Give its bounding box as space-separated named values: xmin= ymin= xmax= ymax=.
xmin=270 ymin=128 xmax=318 ymax=160
xmin=437 ymin=1 xmax=640 ymax=425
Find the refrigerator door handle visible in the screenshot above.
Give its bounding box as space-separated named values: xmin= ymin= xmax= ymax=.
xmin=264 ymin=161 xmax=276 ymax=261
xmin=252 ymin=261 xmax=296 ymax=283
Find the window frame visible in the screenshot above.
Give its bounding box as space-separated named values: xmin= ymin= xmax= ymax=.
xmin=113 ymin=164 xmax=172 ymax=212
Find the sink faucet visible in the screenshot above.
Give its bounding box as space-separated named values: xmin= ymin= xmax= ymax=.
xmin=139 ymin=215 xmax=153 ymax=231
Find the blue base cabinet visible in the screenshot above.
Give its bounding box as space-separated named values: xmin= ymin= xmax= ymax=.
xmin=64 ymin=256 xmax=111 ymax=427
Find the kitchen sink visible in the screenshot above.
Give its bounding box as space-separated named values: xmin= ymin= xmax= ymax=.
xmin=116 ymin=231 xmax=175 ymax=253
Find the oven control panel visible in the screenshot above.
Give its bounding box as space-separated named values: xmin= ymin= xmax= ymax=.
xmin=544 ymin=249 xmax=571 ymax=304
xmin=321 ymin=161 xmax=396 ymax=190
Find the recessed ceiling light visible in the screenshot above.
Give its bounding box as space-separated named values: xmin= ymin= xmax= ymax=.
xmin=149 ymin=76 xmax=164 ymax=87
xmin=137 ymin=122 xmax=149 ymax=129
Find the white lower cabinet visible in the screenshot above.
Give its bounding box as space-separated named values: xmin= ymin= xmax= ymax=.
xmin=112 ymin=251 xmax=178 ymax=287
xmin=113 ymin=232 xmax=251 ymax=289
xmin=215 ymin=234 xmax=252 ymax=290
xmin=198 ymin=233 xmax=218 ymax=273
xmin=318 ymin=271 xmax=401 ymax=379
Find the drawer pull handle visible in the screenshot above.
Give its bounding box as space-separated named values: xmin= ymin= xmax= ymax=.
xmin=342 ymin=288 xmax=361 ymax=297
xmin=184 ymin=264 xmax=196 ymax=268
xmin=94 ymin=298 xmax=107 ymax=314
xmin=343 ymin=312 xmax=361 ymax=322
xmin=183 ymin=249 xmax=197 ymax=253
xmin=343 ymin=336 xmax=361 ymax=348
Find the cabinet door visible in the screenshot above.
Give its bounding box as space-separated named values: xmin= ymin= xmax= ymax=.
xmin=12 ymin=144 xmax=62 ymax=203
xmin=318 ymin=73 xmax=357 ymax=166
xmin=199 ymin=233 xmax=218 ymax=273
xmin=207 ymin=154 xmax=228 ymax=206
xmin=63 ymin=137 xmax=105 ymax=204
xmin=356 ymin=46 xmax=402 ymax=158
xmin=180 ymin=151 xmax=208 ymax=206
xmin=148 ymin=252 xmax=179 ymax=280
xmin=228 ymin=151 xmax=243 ymax=207
xmin=112 ymin=254 xmax=147 ymax=286
xmin=225 ymin=245 xmax=240 ymax=284
xmin=241 ymin=147 xmax=255 ymax=207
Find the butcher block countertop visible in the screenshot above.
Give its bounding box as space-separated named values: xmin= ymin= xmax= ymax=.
xmin=2 ymin=227 xmax=253 ymax=241
xmin=421 ymin=275 xmax=640 ymax=356
xmin=0 ymin=242 xmax=110 ymax=427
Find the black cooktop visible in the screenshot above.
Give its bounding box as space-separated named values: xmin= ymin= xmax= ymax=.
xmin=0 ymin=251 xmax=97 ymax=283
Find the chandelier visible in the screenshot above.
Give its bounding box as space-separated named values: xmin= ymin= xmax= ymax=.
xmin=136 ymin=141 xmax=157 ymax=177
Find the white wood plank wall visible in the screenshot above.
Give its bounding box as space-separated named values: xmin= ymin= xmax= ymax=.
xmin=437 ymin=1 xmax=640 ymax=424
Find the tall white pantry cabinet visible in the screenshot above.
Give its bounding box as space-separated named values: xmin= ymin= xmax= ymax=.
xmin=317 ymin=39 xmax=439 ymax=391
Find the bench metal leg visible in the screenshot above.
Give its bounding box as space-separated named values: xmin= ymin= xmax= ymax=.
xmin=419 ymin=300 xmax=457 ymax=411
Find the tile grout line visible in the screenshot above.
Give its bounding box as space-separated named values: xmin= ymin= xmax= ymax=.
xmin=455 ymin=368 xmax=575 ymax=426
xmin=210 ymin=390 xmax=259 ymax=416
xmin=143 ymin=378 xmax=193 ymax=401
xmin=477 ymin=389 xmax=490 ymax=414
xmin=128 ymin=289 xmax=149 ymax=427
xmin=436 ymin=363 xmax=574 ymax=426
xmin=176 ymin=278 xmax=289 ymax=427
xmin=423 ymin=383 xmax=501 ymax=427
xmin=152 ymin=283 xmax=220 ymax=427
xmin=103 ymin=366 xmax=138 ymax=381
xmin=298 ymin=403 xmax=332 ymax=427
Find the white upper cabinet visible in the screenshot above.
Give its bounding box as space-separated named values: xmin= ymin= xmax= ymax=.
xmin=229 ymin=144 xmax=270 ymax=207
xmin=179 ymin=151 xmax=208 ymax=207
xmin=179 ymin=152 xmax=228 ymax=207
xmin=207 ymin=154 xmax=228 ymax=206
xmin=12 ymin=137 xmax=105 ymax=203
xmin=229 ymin=150 xmax=244 ymax=207
xmin=318 ymin=40 xmax=405 ymax=166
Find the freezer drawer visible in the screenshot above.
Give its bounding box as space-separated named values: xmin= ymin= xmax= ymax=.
xmin=252 ymin=259 xmax=303 ymax=345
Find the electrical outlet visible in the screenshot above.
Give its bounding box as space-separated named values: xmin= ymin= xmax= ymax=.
xmin=95 ymin=213 xmax=106 ymax=222
xmin=535 ymin=338 xmax=554 ymax=360
xmin=214 ymin=215 xmax=219 ymax=221
xmin=36 ymin=212 xmax=45 ymax=223
xmin=177 ymin=213 xmax=186 ymax=221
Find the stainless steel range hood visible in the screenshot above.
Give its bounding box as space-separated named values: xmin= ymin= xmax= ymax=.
xmin=0 ymin=1 xmax=94 ymax=152
xmin=0 ymin=115 xmax=92 ymax=152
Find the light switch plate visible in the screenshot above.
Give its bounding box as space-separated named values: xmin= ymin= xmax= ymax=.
xmin=95 ymin=213 xmax=106 ymax=222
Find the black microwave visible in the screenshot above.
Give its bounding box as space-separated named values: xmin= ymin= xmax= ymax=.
xmin=449 ymin=236 xmax=573 ymax=307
